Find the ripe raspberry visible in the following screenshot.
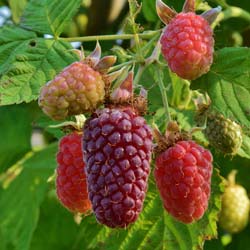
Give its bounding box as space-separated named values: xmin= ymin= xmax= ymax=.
xmin=39 ymin=62 xmax=105 ymax=120
xmin=154 ymin=140 xmax=213 ymax=223
xmin=83 ymin=107 xmax=153 ymax=228
xmin=160 ymin=12 xmax=214 ymax=80
xmin=204 ymin=113 xmax=242 ymax=155
xmin=219 ymin=171 xmax=250 ymax=234
xmin=56 ymin=132 xmax=91 ymax=214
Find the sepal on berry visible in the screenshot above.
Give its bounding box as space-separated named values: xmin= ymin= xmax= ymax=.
xmin=153 ymin=121 xmax=191 ymax=155
xmin=111 ymin=71 xmax=133 ymax=103
xmin=105 ymin=66 xmax=127 ymax=82
xmin=49 ymin=114 xmax=86 ymax=132
xmin=70 ymin=48 xmax=85 ymax=60
xmin=201 ymin=6 xmax=222 ymax=25
xmin=182 ymin=0 xmax=195 ymax=13
xmin=87 ymin=41 xmax=102 ymax=67
xmin=94 ymin=55 xmax=117 ymax=73
xmin=106 ymin=71 xmax=148 ymax=116
xmin=156 ymin=0 xmax=177 ymax=25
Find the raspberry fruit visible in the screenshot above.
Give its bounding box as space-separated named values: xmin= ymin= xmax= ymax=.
xmin=56 ymin=132 xmax=91 ymax=214
xmin=39 ymin=62 xmax=105 ymax=120
xmin=156 ymin=0 xmax=221 ymax=80
xmin=160 ymin=12 xmax=214 ymax=80
xmin=83 ymin=107 xmax=153 ymax=228
xmin=219 ymin=171 xmax=250 ymax=234
xmin=154 ymin=140 xmax=213 ymax=223
xmin=204 ymin=113 xmax=242 ymax=155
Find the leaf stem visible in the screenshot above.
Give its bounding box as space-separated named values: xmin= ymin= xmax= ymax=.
xmin=156 ymin=66 xmax=171 ymax=123
xmin=58 ymin=30 xmax=161 ymax=43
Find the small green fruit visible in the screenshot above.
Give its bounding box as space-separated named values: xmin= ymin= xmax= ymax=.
xmin=205 ymin=113 xmax=242 ymax=154
xmin=219 ymin=171 xmax=250 ymax=234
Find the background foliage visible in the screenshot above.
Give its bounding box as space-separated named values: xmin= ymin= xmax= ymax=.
xmin=0 ymin=0 xmax=249 ymax=249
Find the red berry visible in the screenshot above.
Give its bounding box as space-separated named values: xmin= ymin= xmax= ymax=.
xmin=160 ymin=12 xmax=214 ymax=80
xmin=56 ymin=132 xmax=91 ymax=214
xmin=39 ymin=62 xmax=105 ymax=120
xmin=154 ymin=140 xmax=213 ymax=223
xmin=83 ymin=107 xmax=153 ymax=228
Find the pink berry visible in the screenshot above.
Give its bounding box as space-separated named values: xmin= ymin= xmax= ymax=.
xmin=154 ymin=140 xmax=213 ymax=223
xmin=39 ymin=62 xmax=105 ymax=120
xmin=56 ymin=132 xmax=91 ymax=214
xmin=160 ymin=12 xmax=214 ymax=80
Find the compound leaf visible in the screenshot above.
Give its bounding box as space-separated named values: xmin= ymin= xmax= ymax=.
xmin=0 ymin=26 xmax=78 ymax=105
xmin=20 ymin=0 xmax=82 ymax=36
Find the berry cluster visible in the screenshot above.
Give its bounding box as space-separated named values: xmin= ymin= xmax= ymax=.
xmin=40 ymin=46 xmax=154 ymax=227
xmin=38 ymin=0 xmax=246 ymax=234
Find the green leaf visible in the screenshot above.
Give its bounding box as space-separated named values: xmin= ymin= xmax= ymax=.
xmin=142 ymin=0 xmax=158 ymax=22
xmin=0 ymin=103 xmax=33 ymax=173
xmin=9 ymin=0 xmax=27 ymax=24
xmin=141 ymin=65 xmax=193 ymax=114
xmin=204 ymin=237 xmax=224 ymax=250
xmin=168 ymin=71 xmax=192 ymax=110
xmin=225 ymin=224 xmax=250 ymax=250
xmin=191 ymin=47 xmax=250 ymax=128
xmin=35 ymin=113 xmax=65 ymax=139
xmin=191 ymin=47 xmax=250 ymax=158
xmin=0 ymin=25 xmax=36 ymax=67
xmin=70 ymin=171 xmax=223 ymax=250
xmin=237 ymin=134 xmax=250 ymax=159
xmin=0 ymin=144 xmax=57 ymax=250
xmin=140 ymin=65 xmax=163 ymax=111
xmin=30 ymin=191 xmax=80 ymax=250
xmin=0 ymin=26 xmax=78 ymax=105
xmin=20 ymin=0 xmax=82 ymax=36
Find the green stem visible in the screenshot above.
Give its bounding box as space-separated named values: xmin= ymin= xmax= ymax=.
xmin=141 ymin=34 xmax=160 ymax=54
xmin=108 ymin=60 xmax=134 ymax=72
xmin=134 ymin=33 xmax=144 ymax=60
xmin=58 ymin=30 xmax=161 ymax=43
xmin=134 ymin=38 xmax=162 ymax=87
xmin=134 ymin=64 xmax=146 ymax=86
xmin=212 ymin=6 xmax=250 ymax=27
xmin=156 ymin=66 xmax=171 ymax=123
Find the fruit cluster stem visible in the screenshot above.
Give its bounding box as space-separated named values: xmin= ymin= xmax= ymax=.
xmin=134 ymin=65 xmax=146 ymax=86
xmin=156 ymin=66 xmax=171 ymax=123
xmin=134 ymin=38 xmax=162 ymax=86
xmin=108 ymin=60 xmax=135 ymax=72
xmin=58 ymin=31 xmax=161 ymax=43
